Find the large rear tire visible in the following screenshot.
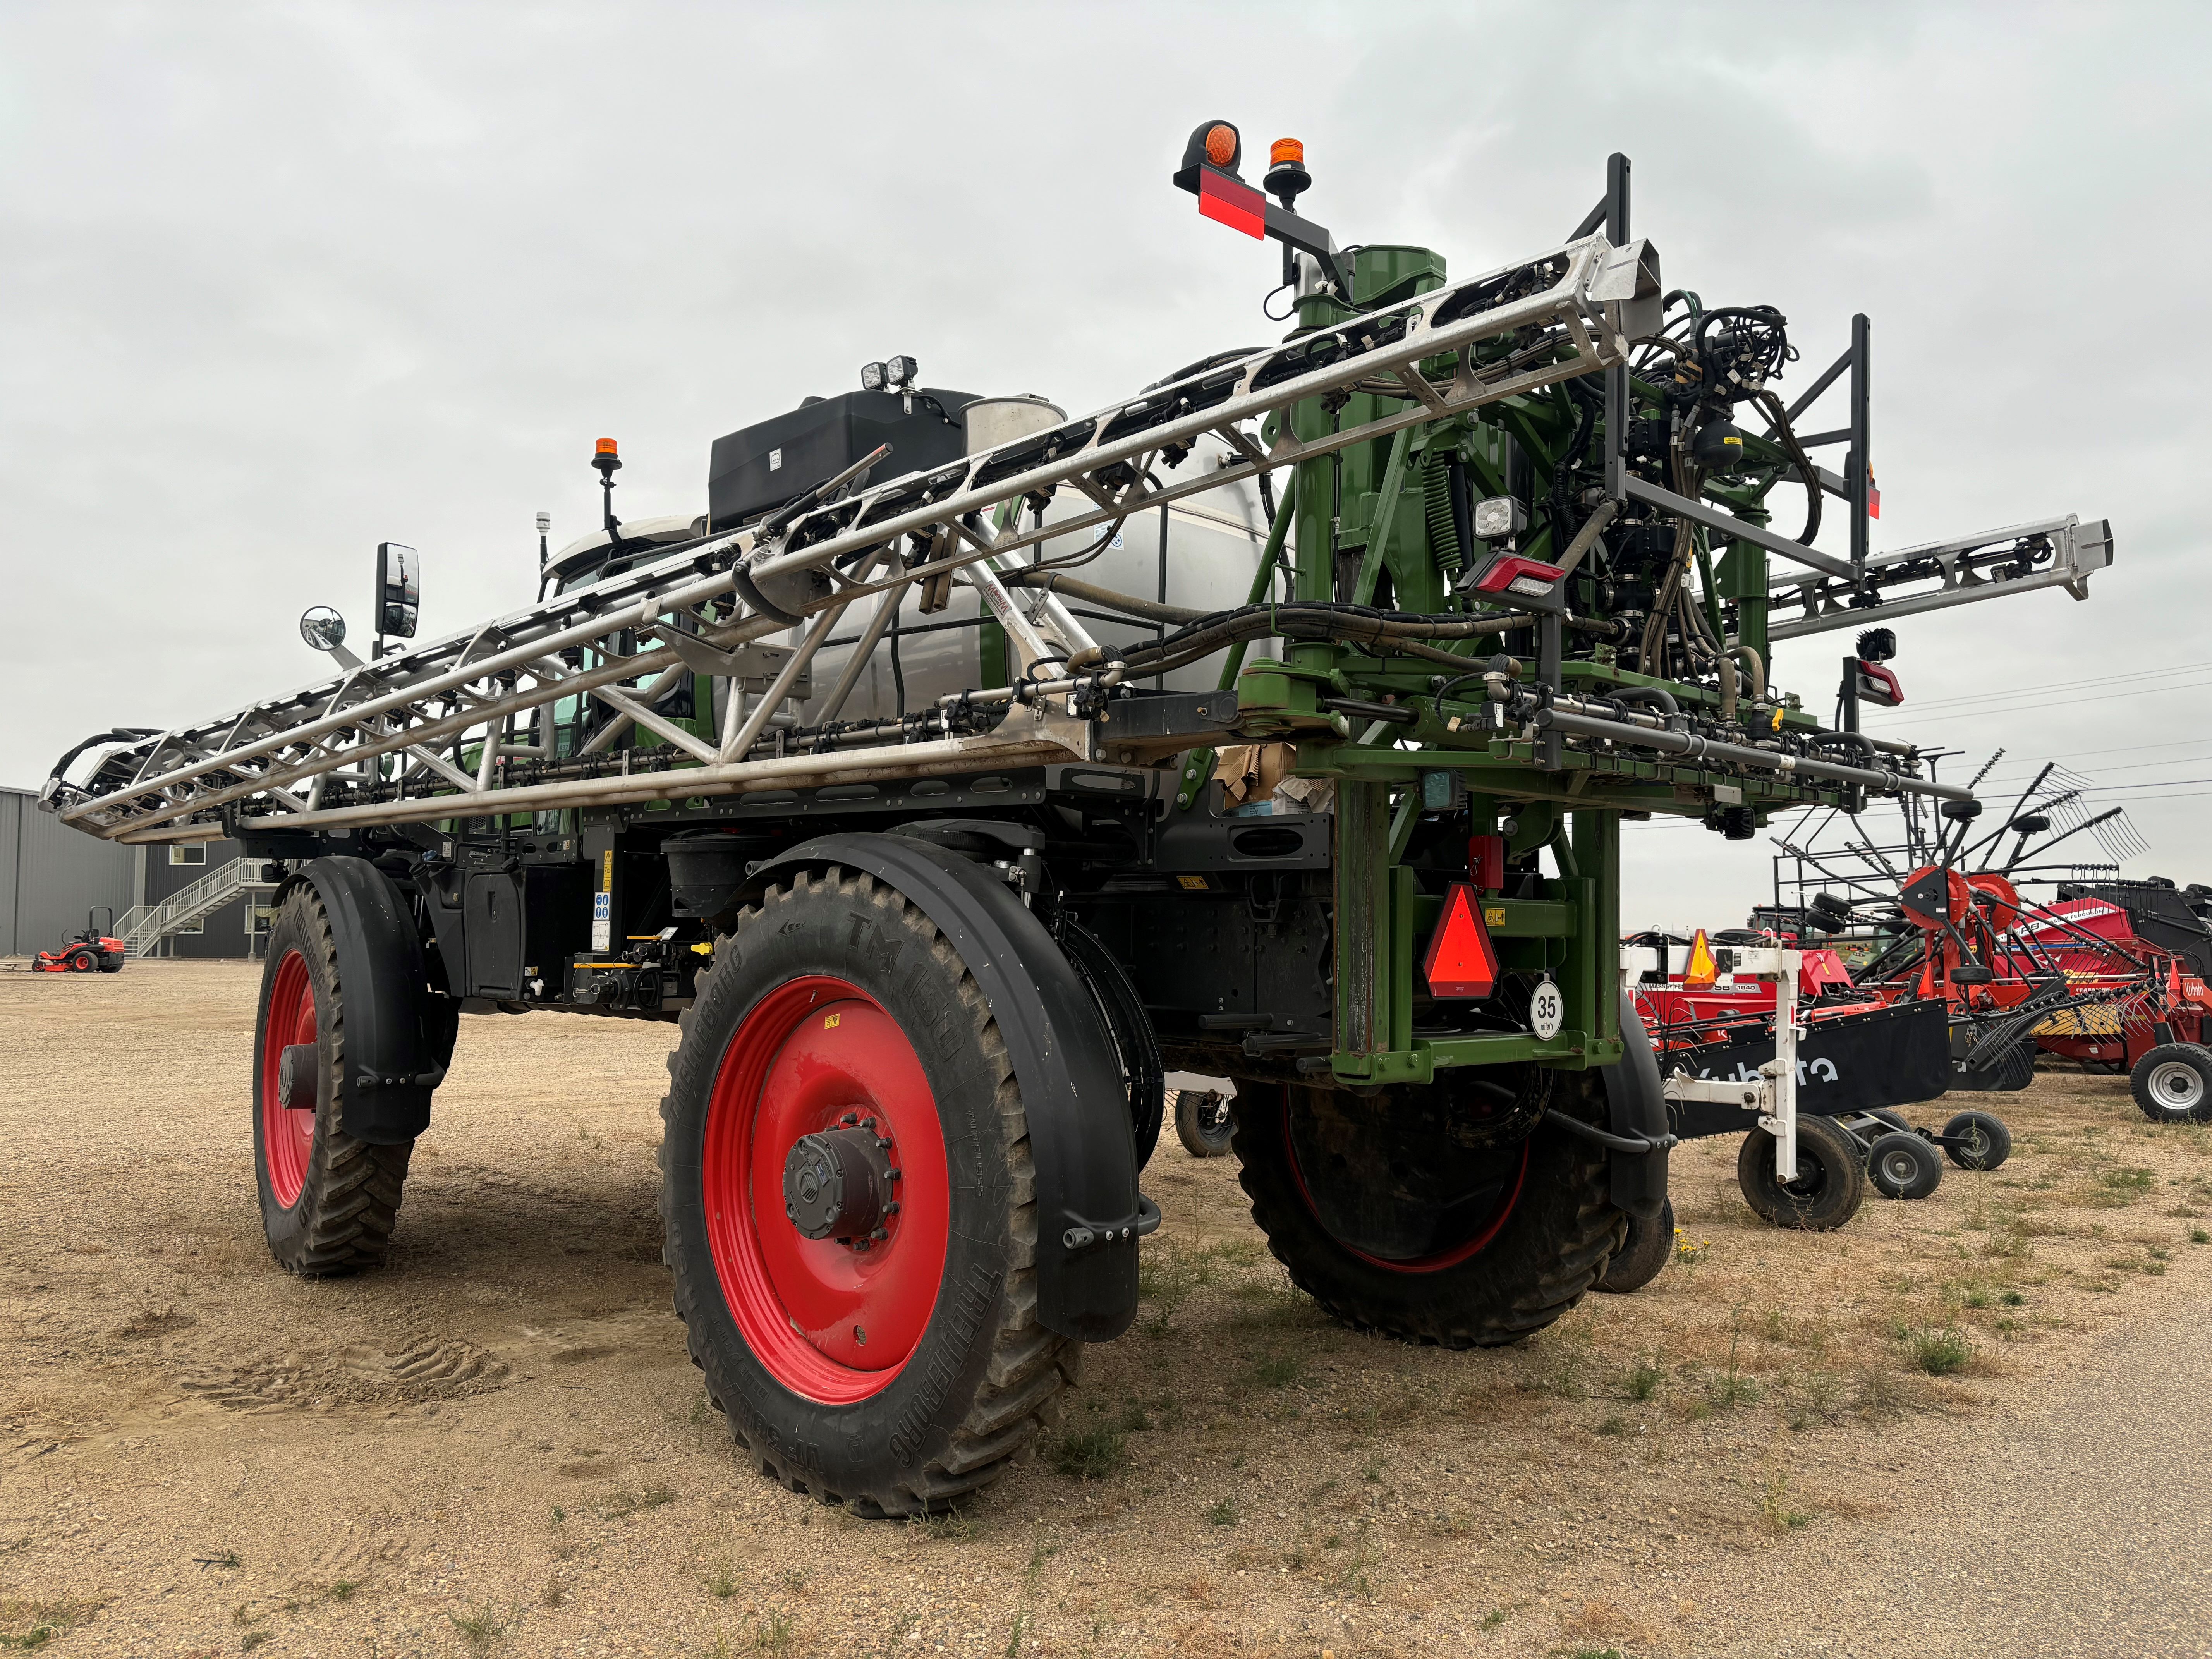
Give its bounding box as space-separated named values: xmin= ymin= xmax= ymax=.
xmin=659 ymin=865 xmax=1079 ymax=1516
xmin=1232 ymin=1070 xmax=1624 ymax=1348
xmin=251 ymin=888 xmax=415 ymax=1275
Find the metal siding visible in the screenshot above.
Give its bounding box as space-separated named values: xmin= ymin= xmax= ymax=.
xmin=2 ymin=786 xmax=140 ymax=956
xmin=0 ymin=791 xmax=19 ymax=955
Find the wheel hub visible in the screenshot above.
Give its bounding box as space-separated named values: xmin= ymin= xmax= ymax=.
xmin=277 ymin=1042 xmax=318 ymax=1109
xmin=782 ymin=1120 xmax=898 ymax=1248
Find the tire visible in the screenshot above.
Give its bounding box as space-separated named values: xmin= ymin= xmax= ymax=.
xmin=1941 ymin=1109 xmax=2012 ymax=1170
xmin=98 ymin=955 xmax=123 ymax=973
xmin=2130 ymin=1043 xmax=2212 ymax=1124
xmin=1870 ymin=1108 xmax=1912 ymax=1133
xmin=658 ymin=865 xmax=1079 ymax=1517
xmin=1173 ymin=1088 xmax=1235 ymax=1158
xmin=1735 ymin=1116 xmax=1866 ymax=1230
xmin=251 ymin=887 xmax=415 ymax=1275
xmin=67 ymin=948 xmax=98 ymax=973
xmin=1595 ymin=1195 xmax=1674 ymax=1295
xmin=1867 ymin=1131 xmax=1943 ymax=1200
xmin=1232 ymin=1070 xmax=1625 ymax=1347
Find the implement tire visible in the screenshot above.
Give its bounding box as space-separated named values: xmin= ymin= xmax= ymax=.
xmin=1736 ymin=1115 xmax=1865 ymax=1230
xmin=658 ymin=865 xmax=1079 ymax=1517
xmin=251 ymin=887 xmax=415 ymax=1276
xmin=1231 ymin=1071 xmax=1624 ymax=1348
xmin=1595 ymin=1194 xmax=1675 ymax=1295
xmin=2131 ymin=1044 xmax=2212 ymax=1124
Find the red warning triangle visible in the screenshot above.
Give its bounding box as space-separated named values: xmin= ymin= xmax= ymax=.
xmin=1423 ymin=883 xmax=1498 ymax=1000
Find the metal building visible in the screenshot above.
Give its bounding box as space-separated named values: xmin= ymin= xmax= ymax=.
xmin=0 ymin=783 xmax=141 ymax=957
xmin=2 ymin=785 xmax=263 ymax=958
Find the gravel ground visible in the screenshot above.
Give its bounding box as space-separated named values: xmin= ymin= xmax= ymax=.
xmin=3 ymin=958 xmax=2209 ymax=1657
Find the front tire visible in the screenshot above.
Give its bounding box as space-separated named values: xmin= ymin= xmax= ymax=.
xmin=251 ymin=888 xmax=414 ymax=1275
xmin=659 ymin=866 xmax=1079 ymax=1516
xmin=1232 ymin=1071 xmax=1624 ymax=1347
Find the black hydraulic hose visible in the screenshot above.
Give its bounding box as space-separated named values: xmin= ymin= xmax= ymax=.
xmin=997 ymin=568 xmax=1207 ymax=625
xmin=1753 ymin=388 xmax=1822 ymax=548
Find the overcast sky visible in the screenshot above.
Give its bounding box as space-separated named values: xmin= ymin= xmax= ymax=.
xmin=4 ymin=1 xmax=2207 ymax=928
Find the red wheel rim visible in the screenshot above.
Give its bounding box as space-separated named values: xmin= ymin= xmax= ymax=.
xmin=702 ymin=975 xmax=950 ymax=1404
xmin=1283 ymin=1108 xmax=1530 ymax=1275
xmin=259 ymin=948 xmax=318 ymax=1208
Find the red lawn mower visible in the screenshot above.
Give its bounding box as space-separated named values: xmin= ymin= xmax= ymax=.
xmin=34 ymin=907 xmax=125 ymax=974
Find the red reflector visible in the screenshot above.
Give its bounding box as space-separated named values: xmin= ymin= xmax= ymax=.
xmin=1471 ymin=555 xmax=1565 ymax=596
xmin=1869 ymin=480 xmax=1881 ymax=520
xmin=1423 ymin=883 xmax=1498 ymax=1000
xmin=1197 ymin=168 xmax=1266 ymax=240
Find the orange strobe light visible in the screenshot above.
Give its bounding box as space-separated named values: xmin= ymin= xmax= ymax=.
xmin=1205 ymin=124 xmax=1238 ymax=167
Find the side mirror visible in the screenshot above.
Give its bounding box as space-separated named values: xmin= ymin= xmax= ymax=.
xmin=300 ymin=606 xmax=349 ymax=652
xmin=376 ymin=541 xmax=420 ymax=639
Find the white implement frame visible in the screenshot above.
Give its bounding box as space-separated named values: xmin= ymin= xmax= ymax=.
xmin=1652 ymin=946 xmax=1805 ymax=1181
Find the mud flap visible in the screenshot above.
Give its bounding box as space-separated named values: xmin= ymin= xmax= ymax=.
xmin=290 ymin=856 xmax=451 ymax=1146
xmin=1599 ymin=991 xmax=1670 ymax=1220
xmin=744 ymin=834 xmax=1143 ymax=1343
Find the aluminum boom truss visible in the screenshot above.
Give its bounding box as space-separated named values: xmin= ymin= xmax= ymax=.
xmin=45 ymin=227 xmax=1960 ymax=846
xmin=1764 ymin=514 xmax=2113 ymax=642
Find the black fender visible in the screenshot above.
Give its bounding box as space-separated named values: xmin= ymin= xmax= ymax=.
xmin=289 ymin=856 xmax=453 ymax=1146
xmin=744 ymin=833 xmax=1144 ymax=1343
xmin=1598 ymin=989 xmax=1671 ymax=1220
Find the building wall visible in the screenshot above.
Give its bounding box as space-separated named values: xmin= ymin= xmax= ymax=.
xmin=142 ymin=834 xmax=260 ymax=958
xmin=0 ymin=785 xmax=143 ymax=956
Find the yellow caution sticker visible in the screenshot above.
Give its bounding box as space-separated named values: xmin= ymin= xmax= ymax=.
xmin=1485 ymin=906 xmax=1507 ymax=927
xmin=1176 ymin=875 xmax=1211 ymax=891
xmin=824 ymin=1013 xmax=841 ymax=1030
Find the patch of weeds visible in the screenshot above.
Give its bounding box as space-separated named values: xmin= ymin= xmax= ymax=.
xmin=1706 ymin=1314 xmax=1762 ymax=1410
xmin=1115 ymin=1402 xmax=1153 ymax=1432
xmin=750 ymin=1609 xmax=794 ymax=1654
xmin=1524 ymin=1334 xmax=1590 ymax=1400
xmin=240 ymin=1634 xmax=270 ymax=1653
xmin=1674 ymin=1227 xmax=1709 ymax=1267
xmin=2001 ymin=1289 xmax=2026 ymax=1306
xmin=1480 ymin=1606 xmax=1511 ymax=1629
xmin=1001 ymin=1611 xmax=1030 ymax=1659
xmin=1784 ymin=1368 xmax=1844 ymax=1431
xmin=1428 ymin=1510 xmax=1473 ymax=1539
xmin=911 ymin=1507 xmax=975 ymax=1541
xmin=1759 ymin=1468 xmax=1812 ymax=1533
xmin=540 ymin=1576 xmax=567 ymax=1609
xmin=325 ymin=1578 xmax=359 ymax=1602
xmin=450 ymin=1602 xmax=514 ymax=1650
xmin=1906 ymin=1327 xmax=1972 ymax=1377
xmin=2094 ymin=1167 xmax=2156 ymax=1205
xmin=1051 ymin=1423 xmax=1128 ymax=1481
xmin=1595 ymin=1415 xmax=1627 ymax=1436
xmin=196 ymin=1550 xmax=243 ymax=1570
xmin=1254 ymin=1353 xmax=1304 ymax=1389
xmin=1361 ymin=1455 xmax=1387 ymax=1483
xmin=705 ymin=1560 xmax=738 ymax=1599
xmin=1853 ymin=1362 xmax=1908 ymax=1418
xmin=778 ymin=1566 xmax=811 ymax=1595
xmin=1137 ymin=1240 xmax=1215 ymax=1332
xmin=1626 ymin=1357 xmax=1663 ymax=1401
xmin=2193 ymin=1227 xmax=2211 ymax=1245
xmin=598 ymin=1482 xmax=676 ymax=1520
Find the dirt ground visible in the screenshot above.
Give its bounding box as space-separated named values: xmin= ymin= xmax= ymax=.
xmin=3 ymin=959 xmax=2210 ymax=1658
